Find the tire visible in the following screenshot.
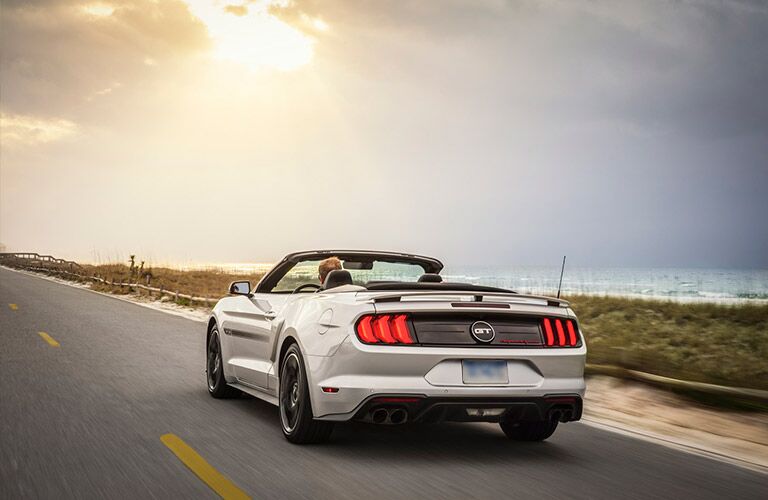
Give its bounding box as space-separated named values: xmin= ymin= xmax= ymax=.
xmin=499 ymin=418 xmax=558 ymax=441
xmin=279 ymin=344 xmax=334 ymax=444
xmin=207 ymin=326 xmax=240 ymax=398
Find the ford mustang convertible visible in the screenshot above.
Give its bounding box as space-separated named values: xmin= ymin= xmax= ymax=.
xmin=206 ymin=250 xmax=586 ymax=444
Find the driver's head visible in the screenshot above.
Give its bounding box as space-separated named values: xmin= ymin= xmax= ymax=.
xmin=318 ymin=257 xmax=342 ymax=284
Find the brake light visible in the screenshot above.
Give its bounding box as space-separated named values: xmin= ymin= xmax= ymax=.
xmin=357 ymin=315 xmax=377 ymax=344
xmin=372 ymin=315 xmax=396 ymax=343
xmin=356 ymin=314 xmax=417 ymax=345
xmin=555 ymin=319 xmax=566 ymax=346
xmin=542 ymin=318 xmax=555 ymax=346
xmin=541 ymin=317 xmax=580 ymax=347
xmin=566 ymin=320 xmax=577 ymax=346
xmin=391 ymin=314 xmax=415 ymax=344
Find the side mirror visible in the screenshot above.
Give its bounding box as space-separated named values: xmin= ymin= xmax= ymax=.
xmin=229 ymin=281 xmax=251 ymax=295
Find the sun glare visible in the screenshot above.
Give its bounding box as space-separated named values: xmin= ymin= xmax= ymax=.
xmin=185 ymin=1 xmax=317 ymax=72
xmin=81 ymin=3 xmax=115 ymax=17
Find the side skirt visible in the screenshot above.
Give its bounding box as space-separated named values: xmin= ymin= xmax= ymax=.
xmin=228 ymin=382 xmax=279 ymax=406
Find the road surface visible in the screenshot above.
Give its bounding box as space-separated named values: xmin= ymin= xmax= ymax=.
xmin=1 ymin=266 xmax=766 ymax=499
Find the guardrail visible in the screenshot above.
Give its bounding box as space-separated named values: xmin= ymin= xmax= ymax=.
xmin=0 ymin=252 xmax=219 ymax=306
xmin=586 ymin=364 xmax=768 ymax=405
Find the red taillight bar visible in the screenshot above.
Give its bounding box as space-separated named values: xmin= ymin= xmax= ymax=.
xmin=555 ymin=319 xmax=566 ymax=346
xmin=372 ymin=314 xmax=396 ymax=344
xmin=356 ymin=314 xmax=417 ymax=345
xmin=357 ymin=315 xmax=377 ymax=344
xmin=391 ymin=314 xmax=415 ymax=344
xmin=566 ymin=320 xmax=577 ymax=346
xmin=542 ymin=318 xmax=555 ymax=346
xmin=541 ymin=317 xmax=580 ymax=347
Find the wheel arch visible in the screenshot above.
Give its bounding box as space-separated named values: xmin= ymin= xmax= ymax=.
xmin=206 ymin=314 xmax=235 ymax=383
xmin=278 ymin=332 xmax=300 ymax=372
xmin=206 ymin=316 xmax=217 ymax=343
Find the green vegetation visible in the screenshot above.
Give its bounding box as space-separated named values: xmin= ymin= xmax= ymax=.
xmin=568 ymin=295 xmax=768 ymax=391
xmin=82 ymin=263 xmax=266 ymax=300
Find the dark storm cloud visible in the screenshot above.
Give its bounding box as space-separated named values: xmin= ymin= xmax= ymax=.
xmin=267 ymin=0 xmax=768 ymax=267
xmin=275 ymin=0 xmax=768 ymax=142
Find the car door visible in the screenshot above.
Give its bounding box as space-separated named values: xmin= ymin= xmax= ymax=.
xmin=221 ymin=293 xmax=286 ymax=389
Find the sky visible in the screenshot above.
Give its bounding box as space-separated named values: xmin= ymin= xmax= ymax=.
xmin=1 ymin=0 xmax=767 ymax=268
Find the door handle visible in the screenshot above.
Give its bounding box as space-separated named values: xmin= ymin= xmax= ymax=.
xmin=265 ymin=311 xmax=277 ymax=320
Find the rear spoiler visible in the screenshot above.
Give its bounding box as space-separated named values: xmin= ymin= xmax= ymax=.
xmin=363 ymin=291 xmax=569 ymax=308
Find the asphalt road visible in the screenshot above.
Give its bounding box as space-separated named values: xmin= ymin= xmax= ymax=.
xmin=1 ymin=267 xmax=766 ymax=499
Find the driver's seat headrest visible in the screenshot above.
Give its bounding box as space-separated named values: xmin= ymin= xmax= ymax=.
xmin=418 ymin=273 xmax=443 ymax=283
xmin=323 ymin=269 xmax=353 ymax=290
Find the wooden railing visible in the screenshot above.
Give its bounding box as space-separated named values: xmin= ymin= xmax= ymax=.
xmin=0 ymin=252 xmax=218 ymax=306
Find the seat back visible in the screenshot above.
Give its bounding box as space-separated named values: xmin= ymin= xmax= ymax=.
xmin=418 ymin=273 xmax=443 ymax=283
xmin=323 ymin=269 xmax=353 ymax=289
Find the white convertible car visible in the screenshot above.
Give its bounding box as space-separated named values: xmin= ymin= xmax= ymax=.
xmin=206 ymin=250 xmax=586 ymax=444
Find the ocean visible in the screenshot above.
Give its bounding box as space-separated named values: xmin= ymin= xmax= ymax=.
xmin=442 ymin=266 xmax=768 ymax=303
xmin=181 ymin=262 xmax=768 ymax=304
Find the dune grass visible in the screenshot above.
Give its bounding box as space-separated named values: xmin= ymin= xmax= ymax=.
xmin=82 ymin=263 xmax=266 ymax=299
xmin=567 ymin=295 xmax=768 ymax=391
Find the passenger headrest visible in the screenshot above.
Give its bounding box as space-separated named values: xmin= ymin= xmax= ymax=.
xmin=323 ymin=269 xmax=353 ymax=289
xmin=418 ymin=273 xmax=443 ymax=283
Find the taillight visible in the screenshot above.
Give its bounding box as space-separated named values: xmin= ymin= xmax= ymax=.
xmin=541 ymin=318 xmax=580 ymax=347
xmin=356 ymin=314 xmax=417 ymax=345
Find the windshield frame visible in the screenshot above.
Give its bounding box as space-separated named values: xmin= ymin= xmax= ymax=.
xmin=254 ymin=250 xmax=444 ymax=293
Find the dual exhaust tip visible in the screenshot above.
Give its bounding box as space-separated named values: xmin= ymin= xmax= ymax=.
xmin=550 ymin=409 xmax=574 ymax=422
xmin=371 ymin=407 xmax=408 ymax=425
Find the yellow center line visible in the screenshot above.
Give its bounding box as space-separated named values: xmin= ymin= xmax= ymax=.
xmin=9 ymin=303 xmax=18 ymax=310
xmin=38 ymin=332 xmax=60 ymax=347
xmin=160 ymin=434 xmax=250 ymax=500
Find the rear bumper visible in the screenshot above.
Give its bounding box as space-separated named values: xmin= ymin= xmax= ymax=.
xmin=352 ymin=394 xmax=583 ymax=424
xmin=306 ymin=336 xmax=586 ymax=421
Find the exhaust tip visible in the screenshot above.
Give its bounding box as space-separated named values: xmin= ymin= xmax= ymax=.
xmin=371 ymin=408 xmax=388 ymax=424
xmin=389 ymin=408 xmax=408 ymax=425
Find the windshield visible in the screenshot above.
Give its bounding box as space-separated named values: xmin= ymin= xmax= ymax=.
xmin=272 ymin=258 xmax=425 ymax=292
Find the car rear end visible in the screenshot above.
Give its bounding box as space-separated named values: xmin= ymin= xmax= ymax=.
xmin=307 ymin=291 xmax=585 ymax=432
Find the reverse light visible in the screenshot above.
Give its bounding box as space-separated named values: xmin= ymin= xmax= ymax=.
xmin=356 ymin=314 xmax=417 ymax=345
xmin=541 ymin=318 xmax=580 ymax=347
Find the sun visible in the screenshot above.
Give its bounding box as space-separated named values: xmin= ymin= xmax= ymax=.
xmin=185 ymin=1 xmax=319 ymax=72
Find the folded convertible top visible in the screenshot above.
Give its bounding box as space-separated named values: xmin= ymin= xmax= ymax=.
xmin=364 ymin=282 xmax=515 ymax=293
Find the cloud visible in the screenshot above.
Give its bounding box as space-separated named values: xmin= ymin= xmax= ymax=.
xmin=0 ymin=112 xmax=78 ymax=148
xmin=0 ymin=0 xmax=210 ymax=122
xmin=224 ymin=4 xmax=248 ymax=16
xmin=1 ymin=0 xmax=766 ymax=267
xmin=271 ymin=0 xmax=768 ymax=140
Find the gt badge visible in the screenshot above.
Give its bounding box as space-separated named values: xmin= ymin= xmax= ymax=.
xmin=470 ymin=321 xmax=495 ymax=343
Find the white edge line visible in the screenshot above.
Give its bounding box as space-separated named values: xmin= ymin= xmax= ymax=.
xmin=0 ymin=265 xmax=209 ymax=324
xmin=580 ymin=417 xmax=768 ymax=475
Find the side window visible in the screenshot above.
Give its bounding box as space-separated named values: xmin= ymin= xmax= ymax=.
xmin=272 ymin=260 xmax=323 ymax=292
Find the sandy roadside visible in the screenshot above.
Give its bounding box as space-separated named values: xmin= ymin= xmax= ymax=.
xmin=584 ymin=376 xmax=768 ymax=471
xmin=4 ymin=265 xmax=767 ymax=473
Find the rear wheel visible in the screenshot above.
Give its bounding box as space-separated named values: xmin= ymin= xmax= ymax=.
xmin=279 ymin=344 xmax=334 ymax=444
xmin=207 ymin=327 xmax=240 ymax=398
xmin=499 ymin=419 xmax=558 ymax=441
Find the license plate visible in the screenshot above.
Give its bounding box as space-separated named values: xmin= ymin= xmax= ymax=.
xmin=462 ymin=360 xmax=508 ymax=384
